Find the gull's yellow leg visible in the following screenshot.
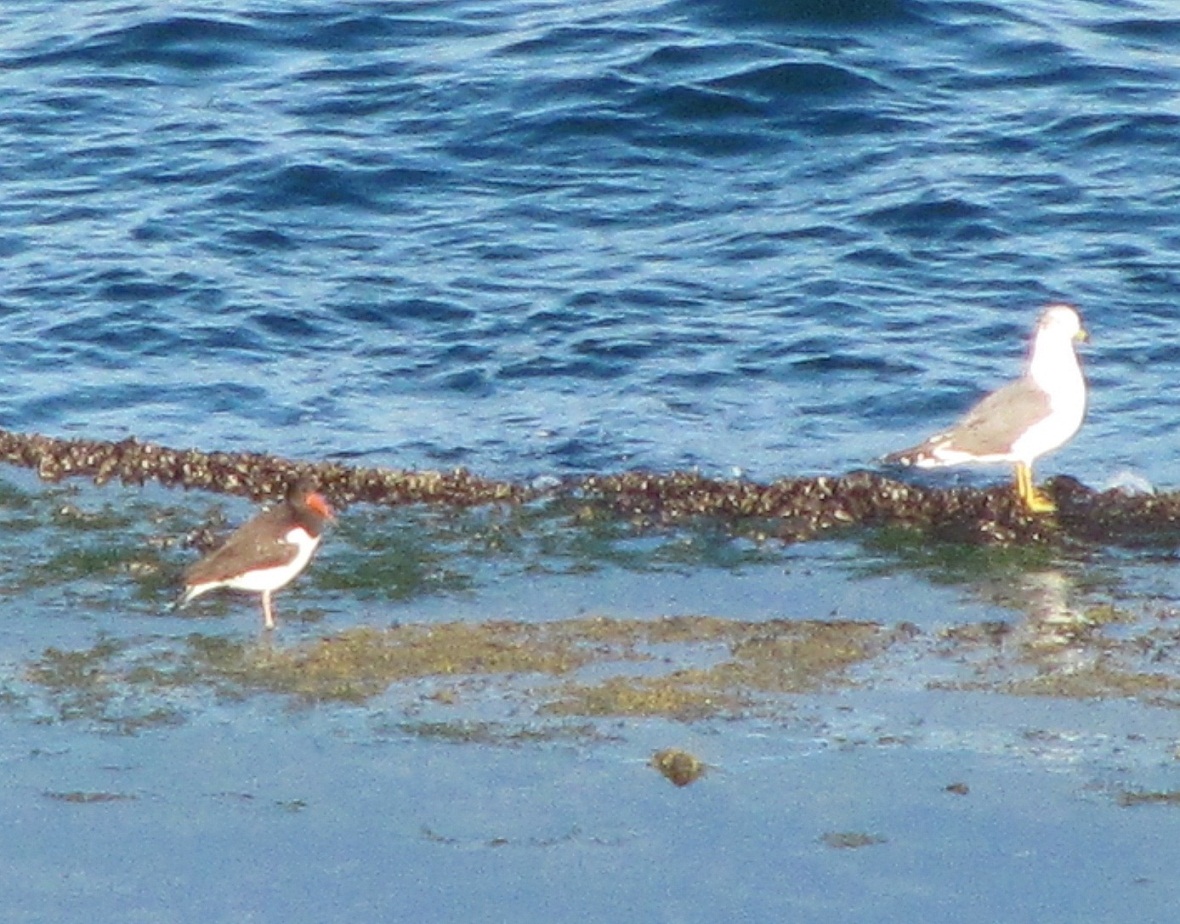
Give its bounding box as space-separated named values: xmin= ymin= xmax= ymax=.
xmin=1013 ymin=463 xmax=1028 ymax=505
xmin=1015 ymin=462 xmax=1055 ymax=513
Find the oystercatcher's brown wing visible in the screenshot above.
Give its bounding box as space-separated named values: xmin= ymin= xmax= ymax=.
xmin=183 ymin=506 xmax=299 ymax=585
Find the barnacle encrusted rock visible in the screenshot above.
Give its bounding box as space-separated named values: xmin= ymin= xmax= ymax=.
xmin=0 ymin=427 xmax=1173 ymax=546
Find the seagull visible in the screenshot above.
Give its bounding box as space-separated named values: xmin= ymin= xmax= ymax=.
xmin=178 ymin=478 xmax=335 ymax=629
xmin=884 ymin=303 xmax=1088 ymax=513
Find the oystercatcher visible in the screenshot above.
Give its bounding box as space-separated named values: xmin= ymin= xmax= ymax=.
xmin=884 ymin=304 xmax=1088 ymax=513
xmin=178 ymin=478 xmax=335 ymax=629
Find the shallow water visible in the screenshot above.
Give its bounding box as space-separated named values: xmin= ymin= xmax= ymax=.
xmin=3 ymin=0 xmax=1180 ymax=920
xmin=0 ymin=475 xmax=1176 ymax=922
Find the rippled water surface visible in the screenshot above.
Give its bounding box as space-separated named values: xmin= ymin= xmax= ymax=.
xmin=3 ymin=1 xmax=1180 ymax=921
xmin=4 ymin=0 xmax=1178 ymax=481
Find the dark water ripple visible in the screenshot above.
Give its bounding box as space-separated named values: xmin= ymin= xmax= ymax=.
xmin=0 ymin=0 xmax=1177 ymax=484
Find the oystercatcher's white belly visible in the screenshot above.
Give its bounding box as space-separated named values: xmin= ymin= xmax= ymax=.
xmin=224 ymin=528 xmax=320 ymax=593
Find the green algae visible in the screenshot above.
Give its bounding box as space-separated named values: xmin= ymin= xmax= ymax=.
xmin=315 ymin=531 xmax=473 ymax=600
xmin=543 ymin=619 xmax=882 ymax=719
xmin=1116 ymin=790 xmax=1180 ymax=808
xmin=17 ymin=616 xmax=886 ymax=727
xmin=821 ymin=832 xmax=888 ymax=849
xmin=188 ymin=622 xmax=600 ymax=702
xmin=651 ymin=748 xmax=708 ymax=787
xmin=43 ymin=791 xmax=138 ymax=804
xmin=392 ymin=720 xmax=612 ymax=747
xmin=26 ymin=639 xmax=124 ymax=716
xmin=34 ymin=544 xmax=154 ymax=585
xmin=1003 ymin=665 xmax=1180 ymax=700
xmin=543 ymin=672 xmax=752 ymax=720
xmin=23 ymin=637 xmax=189 ymax=731
xmin=860 ymin=526 xmax=1063 ymax=584
xmin=18 ymin=596 xmax=1180 ymax=734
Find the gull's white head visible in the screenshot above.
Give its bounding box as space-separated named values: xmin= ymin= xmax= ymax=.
xmin=1027 ymin=303 xmax=1087 ymax=396
xmin=1036 ymin=303 xmax=1086 ymax=344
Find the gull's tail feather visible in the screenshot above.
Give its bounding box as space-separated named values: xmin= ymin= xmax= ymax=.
xmin=882 ymin=442 xmax=934 ymax=467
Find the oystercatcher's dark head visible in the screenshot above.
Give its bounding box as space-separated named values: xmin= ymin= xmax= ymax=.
xmin=287 ymin=477 xmax=335 ymax=534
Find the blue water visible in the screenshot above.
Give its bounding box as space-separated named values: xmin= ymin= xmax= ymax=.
xmin=2 ymin=0 xmax=1177 ymax=486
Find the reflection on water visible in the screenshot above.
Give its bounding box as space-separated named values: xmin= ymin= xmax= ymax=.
xmin=964 ymin=566 xmax=1101 ymax=674
xmin=1010 ymin=569 xmax=1100 ymax=670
